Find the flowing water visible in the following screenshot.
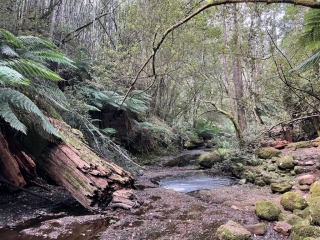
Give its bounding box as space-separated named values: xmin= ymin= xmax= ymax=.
xmin=157 ymin=173 xmax=236 ymax=193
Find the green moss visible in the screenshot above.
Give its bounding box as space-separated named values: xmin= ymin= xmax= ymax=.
xmin=280 ymin=192 xmax=308 ymax=211
xmin=255 ymin=200 xmax=282 ymax=221
xmin=309 ymin=197 xmax=320 ymax=225
xmin=197 ymin=152 xmax=222 ymax=168
xmin=257 ymin=147 xmax=281 ymax=159
xmin=283 ymin=213 xmax=309 ymax=226
xmin=293 ymin=207 xmax=311 ymax=219
xmin=290 ymin=225 xmax=320 ymax=240
xmin=270 ymin=182 xmax=293 ymax=193
xmin=216 ymin=220 xmax=251 ymax=240
xmin=310 ymin=181 xmax=320 ymax=198
xmin=276 ymin=155 xmax=294 ymax=170
xmin=287 ymin=141 xmax=310 ymax=150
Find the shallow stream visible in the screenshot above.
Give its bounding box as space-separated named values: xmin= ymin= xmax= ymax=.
xmin=156 ymin=173 xmax=236 ymax=193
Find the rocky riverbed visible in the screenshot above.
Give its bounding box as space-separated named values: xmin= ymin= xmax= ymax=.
xmin=1 ymin=146 xmax=320 ymax=239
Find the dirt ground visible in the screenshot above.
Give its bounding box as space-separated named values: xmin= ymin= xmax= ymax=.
xmin=1 ymin=146 xmax=320 ymax=240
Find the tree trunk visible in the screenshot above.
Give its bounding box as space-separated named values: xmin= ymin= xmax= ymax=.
xmin=231 ymin=5 xmax=246 ymax=131
xmin=37 ymin=119 xmax=136 ymax=211
xmin=207 ymin=101 xmax=244 ymax=149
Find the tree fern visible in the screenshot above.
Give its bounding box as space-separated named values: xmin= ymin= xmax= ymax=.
xmin=83 ymin=87 xmax=151 ymax=114
xmin=293 ymin=9 xmax=320 ymax=72
xmin=0 ymin=66 xmax=29 ymax=85
xmin=0 ymin=88 xmax=60 ymax=138
xmin=1 ymin=44 xmax=19 ymax=58
xmin=0 ymin=101 xmax=27 ymax=134
xmin=1 ymin=59 xmax=63 ymax=81
xmin=0 ymin=29 xmax=23 ymax=48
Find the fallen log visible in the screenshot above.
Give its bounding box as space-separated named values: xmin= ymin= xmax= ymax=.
xmin=0 ymin=132 xmax=27 ymax=190
xmin=37 ymin=119 xmax=137 ymax=211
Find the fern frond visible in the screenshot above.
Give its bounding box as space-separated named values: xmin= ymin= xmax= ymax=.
xmin=0 ymin=101 xmax=27 ymax=134
xmin=0 ymin=66 xmax=29 ymax=85
xmin=0 ymin=29 xmax=24 ymax=48
xmin=0 ymin=59 xmax=63 ymax=81
xmin=30 ymin=50 xmax=76 ymax=67
xmin=1 ymin=44 xmax=19 ymax=57
xmin=291 ymin=51 xmax=320 ymax=72
xmin=84 ymin=103 xmax=101 ymax=112
xmin=17 ymin=36 xmax=56 ymax=50
xmin=0 ymin=88 xmax=60 ymax=138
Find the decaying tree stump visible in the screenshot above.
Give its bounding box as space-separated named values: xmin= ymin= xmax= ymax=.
xmin=36 ymin=119 xmax=137 ymax=211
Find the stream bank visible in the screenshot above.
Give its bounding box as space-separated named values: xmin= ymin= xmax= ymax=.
xmin=3 ymin=147 xmax=318 ymax=239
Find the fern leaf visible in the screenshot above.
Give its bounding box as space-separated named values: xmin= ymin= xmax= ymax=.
xmin=17 ymin=36 xmax=56 ymax=50
xmin=0 ymin=66 xmax=30 ymax=85
xmin=0 ymin=88 xmax=60 ymax=138
xmin=0 ymin=29 xmax=24 ymax=48
xmin=291 ymin=51 xmax=320 ymax=72
xmin=0 ymin=59 xmax=63 ymax=81
xmin=1 ymin=44 xmax=19 ymax=57
xmin=0 ymin=101 xmax=27 ymax=134
xmin=30 ymin=50 xmax=76 ymax=67
xmin=84 ymin=103 xmax=101 ymax=112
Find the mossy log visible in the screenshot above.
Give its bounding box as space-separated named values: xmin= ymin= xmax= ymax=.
xmin=36 ymin=119 xmax=136 ymax=211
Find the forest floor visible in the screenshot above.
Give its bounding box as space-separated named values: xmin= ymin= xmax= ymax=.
xmin=1 ymin=146 xmax=320 ymax=240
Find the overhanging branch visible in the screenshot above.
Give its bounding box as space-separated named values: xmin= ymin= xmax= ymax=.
xmin=120 ymin=0 xmax=320 ymax=105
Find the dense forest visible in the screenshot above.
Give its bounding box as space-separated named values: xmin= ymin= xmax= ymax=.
xmin=2 ymin=0 xmax=320 ymax=239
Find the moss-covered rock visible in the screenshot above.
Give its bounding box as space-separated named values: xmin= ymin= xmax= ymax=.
xmin=287 ymin=141 xmax=311 ymax=150
xmin=294 ymin=166 xmax=303 ymax=174
xmin=293 ymin=207 xmax=311 ymax=219
xmin=216 ymin=220 xmax=251 ymax=240
xmin=283 ymin=213 xmax=309 ymax=226
xmin=280 ymin=192 xmax=308 ymax=212
xmin=271 ymin=182 xmax=293 ymax=193
xmin=290 ymin=225 xmax=320 ymax=240
xmin=276 ymin=155 xmax=294 ymax=170
xmin=197 ymin=152 xmax=222 ymax=168
xmin=255 ymin=200 xmax=281 ymax=221
xmin=310 ymin=181 xmax=320 ymax=198
xmin=309 ymin=197 xmax=320 ymax=225
xmin=257 ymin=147 xmax=281 ymax=159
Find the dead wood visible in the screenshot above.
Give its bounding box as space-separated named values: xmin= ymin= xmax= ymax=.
xmin=36 ymin=119 xmax=136 ymax=211
xmin=0 ymin=132 xmax=26 ymax=190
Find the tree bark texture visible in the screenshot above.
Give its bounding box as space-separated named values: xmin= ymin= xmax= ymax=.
xmin=0 ymin=132 xmax=26 ymax=189
xmin=37 ymin=119 xmax=135 ymax=211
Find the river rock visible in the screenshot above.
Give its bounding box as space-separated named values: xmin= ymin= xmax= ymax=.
xmin=216 ymin=220 xmax=251 ymax=240
xmin=197 ymin=152 xmax=222 ymax=168
xmin=257 ymin=147 xmax=281 ymax=159
xmin=310 ymin=181 xmax=320 ymax=198
xmin=299 ymin=185 xmax=311 ymax=191
xmin=273 ymin=221 xmax=292 ymax=236
xmin=276 ymin=155 xmax=294 ymax=170
xmin=296 ymin=174 xmax=316 ymax=185
xmin=270 ymin=182 xmax=293 ymax=193
xmin=255 ymin=200 xmax=281 ymax=221
xmin=243 ymin=223 xmax=266 ymax=235
xmin=290 ymin=225 xmax=320 ymax=240
xmin=280 ymin=192 xmax=308 ymax=212
xmin=283 ymin=213 xmax=309 ymax=226
xmin=309 ymin=196 xmax=320 ymax=225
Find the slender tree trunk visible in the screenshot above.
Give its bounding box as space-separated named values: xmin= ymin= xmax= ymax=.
xmin=231 ymin=5 xmax=246 ymax=131
xmin=221 ymin=6 xmax=236 ymax=115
